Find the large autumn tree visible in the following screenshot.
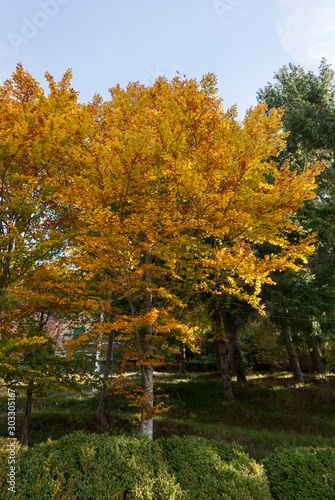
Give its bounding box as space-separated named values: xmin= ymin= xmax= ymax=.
xmin=48 ymin=73 xmax=322 ymax=438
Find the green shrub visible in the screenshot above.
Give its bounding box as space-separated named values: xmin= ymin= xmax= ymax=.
xmin=159 ymin=435 xmax=272 ymax=499
xmin=11 ymin=432 xmax=334 ymax=499
xmin=0 ymin=432 xmax=182 ymax=499
xmin=263 ymin=446 xmax=335 ymax=500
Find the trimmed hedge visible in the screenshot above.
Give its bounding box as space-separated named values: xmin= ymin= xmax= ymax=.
xmin=159 ymin=435 xmax=272 ymax=500
xmin=263 ymin=446 xmax=335 ymax=500
xmin=0 ymin=432 xmax=271 ymax=499
xmin=0 ymin=432 xmax=182 ymax=499
xmin=3 ymin=432 xmax=333 ymax=499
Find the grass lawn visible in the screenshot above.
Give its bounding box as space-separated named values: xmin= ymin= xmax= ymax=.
xmin=1 ymin=371 xmax=334 ymax=459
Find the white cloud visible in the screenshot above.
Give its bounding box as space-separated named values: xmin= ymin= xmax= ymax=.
xmin=276 ymin=0 xmax=335 ymax=66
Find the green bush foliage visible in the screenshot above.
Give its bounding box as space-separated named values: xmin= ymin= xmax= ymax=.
xmin=0 ymin=432 xmax=182 ymax=499
xmin=0 ymin=432 xmax=271 ymax=499
xmin=3 ymin=432 xmax=334 ymax=499
xmin=263 ymin=446 xmax=335 ymax=500
xmin=159 ymin=435 xmax=272 ymax=500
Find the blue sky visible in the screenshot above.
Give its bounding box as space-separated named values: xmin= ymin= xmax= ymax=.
xmin=0 ymin=0 xmax=333 ymax=118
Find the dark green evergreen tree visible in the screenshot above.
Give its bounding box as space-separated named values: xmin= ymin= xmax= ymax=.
xmin=257 ymin=59 xmax=335 ymax=376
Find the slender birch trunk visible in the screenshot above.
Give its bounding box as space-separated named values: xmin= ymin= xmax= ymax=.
xmin=97 ymin=331 xmax=114 ymax=427
xmin=140 ymin=360 xmax=154 ymax=439
xmin=140 ymin=250 xmax=154 ymax=439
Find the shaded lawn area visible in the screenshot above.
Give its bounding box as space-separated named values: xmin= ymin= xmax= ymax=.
xmin=154 ymin=372 xmax=335 ymax=458
xmin=0 ymin=372 xmax=334 ymax=459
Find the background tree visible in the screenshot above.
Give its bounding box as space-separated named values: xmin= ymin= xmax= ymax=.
xmin=257 ymin=59 xmax=335 ymax=375
xmin=238 ymin=313 xmax=287 ymax=368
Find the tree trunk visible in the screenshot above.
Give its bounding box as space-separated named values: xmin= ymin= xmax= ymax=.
xmin=140 ymin=363 xmax=154 ymax=439
xmin=97 ymin=331 xmax=114 ymax=427
xmin=281 ymin=321 xmax=304 ymax=383
xmin=179 ymin=344 xmax=186 ymax=374
xmin=311 ymin=337 xmax=324 ymax=374
xmin=21 ymin=389 xmax=33 ymax=446
xmin=217 ymin=340 xmax=235 ymax=400
xmin=140 ymin=250 xmax=154 ymax=439
xmin=222 ymin=312 xmax=246 ymax=382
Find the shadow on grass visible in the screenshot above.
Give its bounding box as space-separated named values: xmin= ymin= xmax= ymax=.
xmin=0 ymin=372 xmax=334 ymax=456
